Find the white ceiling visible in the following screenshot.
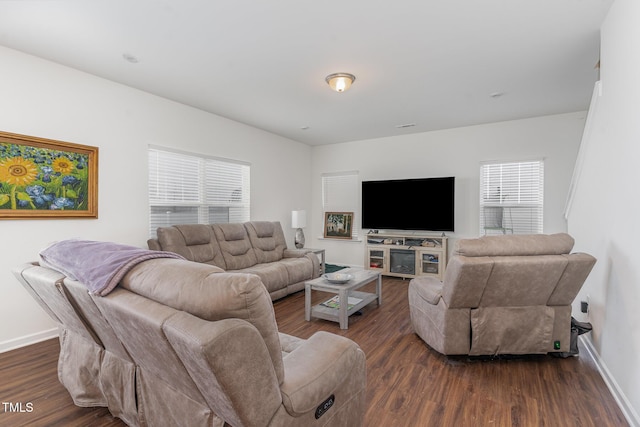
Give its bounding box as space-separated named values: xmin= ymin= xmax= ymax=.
xmin=0 ymin=0 xmax=612 ymax=146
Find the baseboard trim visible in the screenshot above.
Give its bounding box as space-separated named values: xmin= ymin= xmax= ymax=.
xmin=0 ymin=328 xmax=58 ymax=354
xmin=580 ymin=335 xmax=640 ymax=427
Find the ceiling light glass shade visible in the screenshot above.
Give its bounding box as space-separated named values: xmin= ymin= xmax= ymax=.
xmin=325 ymin=73 xmax=356 ymax=92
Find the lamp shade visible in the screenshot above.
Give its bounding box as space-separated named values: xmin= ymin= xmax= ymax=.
xmin=325 ymin=73 xmax=355 ymax=92
xmin=291 ymin=210 xmax=307 ymax=229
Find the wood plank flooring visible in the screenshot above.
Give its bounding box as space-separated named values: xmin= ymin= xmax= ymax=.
xmin=0 ymin=276 xmax=629 ymax=426
xmin=0 ymin=338 xmax=122 ymax=427
xmin=278 ymin=277 xmax=629 ymax=427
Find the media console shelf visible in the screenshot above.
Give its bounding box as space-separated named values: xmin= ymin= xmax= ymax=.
xmin=365 ymin=232 xmax=448 ymax=280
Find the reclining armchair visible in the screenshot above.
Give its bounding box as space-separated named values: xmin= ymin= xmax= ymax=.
xmin=408 ymin=233 xmax=596 ymax=356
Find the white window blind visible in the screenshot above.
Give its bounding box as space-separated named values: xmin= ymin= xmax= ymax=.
xmin=148 ymin=147 xmax=250 ymax=238
xmin=321 ymin=171 xmax=359 ymax=240
xmin=480 ymin=160 xmax=544 ymax=235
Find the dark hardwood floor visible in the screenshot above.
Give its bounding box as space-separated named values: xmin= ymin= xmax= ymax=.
xmin=0 ymin=277 xmax=629 ymax=426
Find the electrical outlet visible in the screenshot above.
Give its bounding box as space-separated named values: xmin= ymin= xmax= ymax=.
xmin=581 ymin=300 xmax=588 ymax=313
xmin=586 ymin=294 xmax=590 ymax=320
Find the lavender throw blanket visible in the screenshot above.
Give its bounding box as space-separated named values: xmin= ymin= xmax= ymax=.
xmin=39 ymin=239 xmax=185 ymax=296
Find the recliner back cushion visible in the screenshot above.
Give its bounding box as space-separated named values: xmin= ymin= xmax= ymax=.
xmin=455 ymin=233 xmax=574 ymax=257
xmin=244 ymin=221 xmax=286 ymax=263
xmin=213 ymin=223 xmax=259 ymax=270
xmin=156 ymin=224 xmax=226 ymax=269
xmin=478 ymin=255 xmax=568 ymax=307
xmin=120 ymin=258 xmax=285 ymax=383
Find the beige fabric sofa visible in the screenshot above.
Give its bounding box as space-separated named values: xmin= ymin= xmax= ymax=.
xmin=13 ymin=258 xmax=367 ymax=427
xmin=408 ymin=233 xmax=596 ymax=356
xmin=148 ymin=221 xmax=320 ymax=300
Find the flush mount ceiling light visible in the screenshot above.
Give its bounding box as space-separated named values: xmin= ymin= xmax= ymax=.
xmin=325 ymin=73 xmax=356 ymax=92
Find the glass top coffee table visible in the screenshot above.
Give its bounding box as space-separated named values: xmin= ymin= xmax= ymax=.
xmin=305 ymin=267 xmax=382 ymax=329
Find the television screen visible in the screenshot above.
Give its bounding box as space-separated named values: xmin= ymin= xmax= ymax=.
xmin=361 ymin=177 xmax=455 ymax=232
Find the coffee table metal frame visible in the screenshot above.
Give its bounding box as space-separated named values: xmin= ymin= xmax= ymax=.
xmin=304 ymin=268 xmax=382 ymax=329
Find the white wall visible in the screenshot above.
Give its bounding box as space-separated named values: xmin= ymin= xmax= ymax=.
xmin=567 ymin=0 xmax=640 ymax=424
xmin=310 ymin=112 xmax=586 ymax=267
xmin=0 ymin=46 xmax=313 ymax=351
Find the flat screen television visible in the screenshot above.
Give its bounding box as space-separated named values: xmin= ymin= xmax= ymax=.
xmin=361 ymin=177 xmax=455 ymax=232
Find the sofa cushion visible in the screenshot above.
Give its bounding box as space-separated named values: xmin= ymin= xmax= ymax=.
xmin=244 ymin=221 xmax=286 ymax=264
xmin=241 ymin=263 xmax=289 ymax=294
xmin=156 ymin=224 xmax=226 ymax=269
xmin=213 ymin=223 xmax=259 ymax=270
xmin=278 ymin=256 xmax=316 ymax=285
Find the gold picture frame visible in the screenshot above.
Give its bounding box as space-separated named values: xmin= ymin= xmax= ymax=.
xmin=324 ymin=211 xmax=354 ymax=239
xmin=0 ymin=131 xmax=98 ymax=219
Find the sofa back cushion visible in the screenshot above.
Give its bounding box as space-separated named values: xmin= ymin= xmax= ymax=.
xmin=155 ymin=224 xmax=226 ymax=269
xmin=212 ymin=223 xmax=259 ymax=270
xmin=244 ymin=221 xmax=287 ymax=264
xmin=120 ymin=258 xmax=285 ymax=384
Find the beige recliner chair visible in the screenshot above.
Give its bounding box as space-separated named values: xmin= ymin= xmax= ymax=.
xmin=408 ymin=233 xmax=596 ymax=356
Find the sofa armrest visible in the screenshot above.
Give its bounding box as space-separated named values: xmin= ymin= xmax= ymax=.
xmin=280 ymin=331 xmax=366 ymax=416
xmin=283 ymin=249 xmax=309 ymax=258
xmin=409 ymin=276 xmax=443 ymax=305
xmin=147 ymin=238 xmax=161 ymax=251
xmin=279 ymin=332 xmax=305 ymax=356
xmin=164 ymin=314 xmax=282 ymax=427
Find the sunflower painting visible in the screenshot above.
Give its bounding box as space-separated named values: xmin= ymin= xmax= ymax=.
xmin=0 ymin=131 xmax=98 ymax=219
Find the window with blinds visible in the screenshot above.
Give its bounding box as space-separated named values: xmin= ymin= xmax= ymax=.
xmin=480 ymin=160 xmax=544 ymax=235
xmin=148 ymin=147 xmax=250 ymax=238
xmin=321 ymin=171 xmax=359 ymax=240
